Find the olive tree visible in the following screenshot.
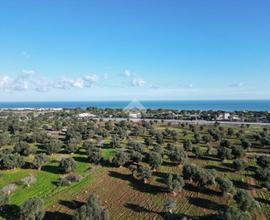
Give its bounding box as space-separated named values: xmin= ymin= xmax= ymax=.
xmin=0 ymin=153 xmax=25 ymax=169
xmin=73 ymin=194 xmax=109 ymax=220
xmin=166 ymin=173 xmax=185 ymax=195
xmin=148 ymin=152 xmax=163 ymax=170
xmin=44 ymin=138 xmax=62 ymax=155
xmin=215 ymin=177 xmax=234 ymax=196
xmin=221 ymin=207 xmax=251 ymax=220
xmin=168 ymin=146 xmax=187 ymax=165
xmin=87 ymin=147 xmax=102 ymax=164
xmin=233 ymin=190 xmax=257 ymax=212
xmin=59 ymin=158 xmax=77 ymax=173
xmin=135 ymin=166 xmax=152 ymax=184
xmin=14 ymin=141 xmax=35 ymax=156
xmin=20 ymin=197 xmax=45 ymax=220
xmin=21 ymin=175 xmax=37 ymax=187
xmin=112 ymin=151 xmax=129 ymax=167
xmin=32 ymin=153 xmax=48 ymax=170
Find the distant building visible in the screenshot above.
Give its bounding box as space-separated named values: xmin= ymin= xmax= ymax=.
xmin=129 ymin=112 xmax=141 ymax=119
xmin=77 ymin=113 xmax=96 ymax=118
xmin=217 ymin=112 xmax=231 ymax=121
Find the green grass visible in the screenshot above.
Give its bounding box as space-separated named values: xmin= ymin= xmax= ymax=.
xmin=0 ymin=155 xmax=93 ymax=207
xmin=102 ymin=148 xmax=116 ymax=160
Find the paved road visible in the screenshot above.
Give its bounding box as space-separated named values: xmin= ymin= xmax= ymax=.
xmin=98 ymin=117 xmax=270 ymax=126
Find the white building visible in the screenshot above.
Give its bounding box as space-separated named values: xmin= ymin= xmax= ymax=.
xmin=77 ymin=113 xmax=96 ymax=118
xmin=217 ymin=112 xmax=231 ymax=121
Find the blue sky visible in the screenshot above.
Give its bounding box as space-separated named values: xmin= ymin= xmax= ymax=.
xmin=0 ymin=0 xmax=270 ymax=101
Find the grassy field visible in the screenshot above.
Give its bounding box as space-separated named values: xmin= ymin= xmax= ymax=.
xmin=1 ymin=123 xmax=270 ymax=220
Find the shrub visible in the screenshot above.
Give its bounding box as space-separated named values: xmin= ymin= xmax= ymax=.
xmin=234 ymin=190 xmax=257 ymax=212
xmin=73 ymin=194 xmax=109 ymax=220
xmin=166 ymin=173 xmax=185 ymax=195
xmin=20 ymin=175 xmax=37 ymax=187
xmin=0 ymin=153 xmax=25 ymax=169
xmin=57 ymin=173 xmax=81 ymax=186
xmin=148 ymin=152 xmax=162 ymax=170
xmin=87 ymin=147 xmax=102 ymax=164
xmin=1 ymin=184 xmax=17 ymax=195
xmin=112 ymin=151 xmax=129 ymax=167
xmin=32 ymin=153 xmax=48 ymax=170
xmin=44 ymin=138 xmax=62 ymax=155
xmin=20 ymin=197 xmax=44 ymax=220
xmin=59 ymin=158 xmax=77 ymax=173
xmin=14 ymin=141 xmax=35 ymax=156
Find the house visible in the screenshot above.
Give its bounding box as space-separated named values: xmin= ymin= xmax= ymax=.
xmin=217 ymin=113 xmax=231 ymax=121
xmin=129 ymin=112 xmax=141 ymax=119
xmin=77 ymin=113 xmax=96 ymax=118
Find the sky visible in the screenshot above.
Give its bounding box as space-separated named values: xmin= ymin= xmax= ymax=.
xmin=0 ymin=0 xmax=270 ymax=101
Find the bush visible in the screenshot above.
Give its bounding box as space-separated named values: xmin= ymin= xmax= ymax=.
xmin=257 ymin=155 xmax=270 ymax=168
xmin=44 ymin=138 xmax=62 ymax=155
xmin=166 ymin=173 xmax=185 ymax=195
xmin=168 ymin=146 xmax=187 ymax=165
xmin=148 ymin=152 xmax=162 ymax=170
xmin=233 ymin=159 xmax=247 ymax=171
xmin=112 ymin=151 xmax=129 ymax=167
xmin=14 ymin=141 xmax=35 ymax=156
xmin=57 ymin=173 xmax=81 ymax=186
xmin=0 ymin=193 xmax=9 ymax=206
xmin=134 ymin=166 xmax=152 ymax=183
xmin=20 ymin=197 xmax=44 ymax=220
xmin=215 ymin=177 xmax=234 ymax=196
xmin=234 ymin=190 xmax=257 ymax=212
xmin=87 ymin=147 xmax=102 ymax=164
xmin=221 ymin=206 xmax=251 ymax=220
xmin=59 ymin=158 xmax=77 ymax=173
xmin=20 ymin=175 xmax=37 ymax=187
xmin=1 ymin=184 xmax=17 ymax=195
xmin=32 ymin=153 xmax=47 ymax=170
xmin=129 ymin=150 xmax=143 ymax=163
xmin=73 ymin=194 xmax=109 ymax=220
xmin=0 ymin=153 xmax=25 ymax=169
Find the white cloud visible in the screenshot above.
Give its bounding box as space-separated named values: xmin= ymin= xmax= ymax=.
xmin=0 ymin=71 xmax=102 ymax=92
xmin=0 ymin=76 xmax=10 ymax=90
xmin=22 ymin=69 xmax=36 ymax=76
xmin=229 ymin=82 xmax=245 ymax=88
xmin=175 ymin=82 xmax=194 ymax=89
xmin=123 ymin=69 xmax=136 ymax=78
xmin=132 ymin=78 xmax=147 ymax=87
xmin=124 ymin=69 xmax=131 ymax=77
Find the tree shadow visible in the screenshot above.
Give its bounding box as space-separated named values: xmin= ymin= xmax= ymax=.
xmin=0 ymin=204 xmax=20 ymax=220
xmin=58 ymin=200 xmax=84 ymax=210
xmin=188 ymin=197 xmax=227 ymax=211
xmin=204 ymin=165 xmax=232 ymax=173
xmin=162 ymin=161 xmax=178 ymax=167
xmin=245 ymin=165 xmax=257 ymax=172
xmin=256 ymin=197 xmax=270 ymax=205
xmin=232 ymin=179 xmax=259 ymax=190
xmin=124 ymin=202 xmax=214 ymax=220
xmin=73 ymin=156 xmax=88 ymax=163
xmin=109 ymin=171 xmax=165 ymax=194
xmin=153 ymin=171 xmax=168 ymax=184
xmin=99 ymin=158 xmax=113 ymax=167
xmin=222 ymin=162 xmax=235 ymax=171
xmin=42 ymin=165 xmax=62 ymax=174
xmin=44 ymin=211 xmax=72 ymax=220
xmin=184 ymin=183 xmax=220 ymax=196
xmin=189 ymin=155 xmax=220 ymax=162
xmin=124 ymin=203 xmax=153 ymax=213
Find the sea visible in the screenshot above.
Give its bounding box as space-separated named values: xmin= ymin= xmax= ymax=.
xmin=0 ymin=100 xmax=270 ymax=112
